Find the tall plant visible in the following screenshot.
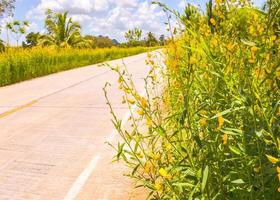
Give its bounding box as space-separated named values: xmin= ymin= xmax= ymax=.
xmin=106 ymin=0 xmax=280 ymax=199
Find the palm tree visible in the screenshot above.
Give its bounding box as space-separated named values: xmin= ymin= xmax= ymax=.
xmin=6 ymin=20 xmax=30 ymax=46
xmin=39 ymin=10 xmax=90 ymax=48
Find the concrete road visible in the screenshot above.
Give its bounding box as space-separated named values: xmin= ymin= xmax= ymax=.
xmin=0 ymin=52 xmax=158 ymax=200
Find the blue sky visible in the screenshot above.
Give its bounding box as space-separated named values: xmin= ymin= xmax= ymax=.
xmin=1 ymin=0 xmax=267 ymax=43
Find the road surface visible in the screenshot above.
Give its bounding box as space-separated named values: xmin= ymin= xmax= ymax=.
xmin=0 ymin=52 xmax=159 ymax=200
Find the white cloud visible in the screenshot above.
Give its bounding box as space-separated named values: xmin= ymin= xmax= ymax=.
xmin=179 ymin=0 xmax=187 ymax=9
xmin=26 ymin=0 xmax=168 ymax=41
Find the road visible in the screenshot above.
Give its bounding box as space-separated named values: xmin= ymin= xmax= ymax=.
xmin=0 ymin=52 xmax=159 ymax=200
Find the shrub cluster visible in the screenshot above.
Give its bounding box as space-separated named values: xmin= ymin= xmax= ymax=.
xmin=106 ymin=0 xmax=280 ymax=199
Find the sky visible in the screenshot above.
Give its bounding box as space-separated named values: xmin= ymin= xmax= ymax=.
xmin=0 ymin=0 xmax=267 ymax=43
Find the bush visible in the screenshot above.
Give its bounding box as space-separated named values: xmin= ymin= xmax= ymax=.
xmin=106 ymin=1 xmax=280 ymax=199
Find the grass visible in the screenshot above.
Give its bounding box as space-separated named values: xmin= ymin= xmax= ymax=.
xmin=105 ymin=1 xmax=280 ymax=199
xmin=0 ymin=46 xmax=156 ymax=87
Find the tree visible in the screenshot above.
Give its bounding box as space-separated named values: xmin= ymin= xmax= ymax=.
xmin=124 ymin=28 xmax=142 ymax=46
xmin=22 ymin=32 xmax=40 ymax=47
xmin=0 ymin=0 xmax=15 ymax=48
xmin=145 ymin=32 xmax=158 ymax=47
xmin=0 ymin=39 xmax=4 ymax=51
xmin=84 ymin=35 xmax=117 ymax=48
xmin=39 ymin=9 xmax=90 ymax=48
xmin=6 ymin=20 xmax=30 ymax=46
xmin=159 ymin=34 xmax=165 ymax=46
xmin=0 ymin=0 xmax=15 ymax=17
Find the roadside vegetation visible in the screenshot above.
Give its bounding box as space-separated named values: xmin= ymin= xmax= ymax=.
xmin=107 ymin=0 xmax=280 ymax=199
xmin=0 ymin=2 xmax=163 ymax=86
xmin=0 ymin=47 xmax=153 ymax=87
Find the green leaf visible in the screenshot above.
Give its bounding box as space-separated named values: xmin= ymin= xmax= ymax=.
xmin=173 ymin=182 xmax=194 ymax=188
xmin=201 ymin=165 xmax=209 ymax=193
xmin=231 ymin=179 xmax=245 ymax=184
xmin=240 ymin=39 xmax=256 ymax=46
xmin=229 ymin=145 xmax=242 ymax=155
xmin=211 ymin=106 xmax=245 ymax=119
xmin=220 ymin=128 xmax=242 ymax=136
xmin=188 ymin=182 xmax=199 ymax=200
xmin=132 ymin=164 xmax=140 ymax=175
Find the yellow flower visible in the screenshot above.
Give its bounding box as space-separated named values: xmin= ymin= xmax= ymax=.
xmin=200 ymin=110 xmax=207 ymax=115
xmin=272 ymin=35 xmax=277 ymax=41
xmin=159 ymin=168 xmax=172 ymax=180
xmin=265 ymin=54 xmax=270 ymax=62
xmin=171 ymin=196 xmax=177 ymax=200
xmin=165 ymin=143 xmax=172 ymax=151
xmin=127 ymin=98 xmax=136 ymax=105
xmin=137 ymin=151 xmax=144 ymax=158
xmin=277 ymin=166 xmax=280 ymax=173
xmin=137 ymin=109 xmax=144 ymax=116
xmin=215 ymin=0 xmax=223 ymax=4
xmin=276 ymin=68 xmax=280 ymax=80
xmin=199 ymin=118 xmax=207 ymax=126
xmin=210 ymin=18 xmax=216 ymax=26
xmin=277 ymin=107 xmax=280 ymax=116
xmin=258 ymin=27 xmax=264 ymax=34
xmin=278 ymin=187 xmax=280 ymax=193
xmin=189 ymin=56 xmax=197 ymax=64
xmin=210 ymin=38 xmax=218 ymax=47
xmin=266 ymin=154 xmax=279 ymax=164
xmin=144 ymin=161 xmax=155 ymax=174
xmin=154 ymin=181 xmax=163 ymax=191
xmin=222 ymin=134 xmax=228 ymax=145
xmin=249 ymin=58 xmax=255 ymax=64
xmin=153 ymin=153 xmax=161 ymax=160
xmin=226 ymin=43 xmax=235 ymax=51
xmin=249 ymin=25 xmax=254 ymax=35
xmin=140 ymin=97 xmax=149 ymax=108
xmin=146 ymin=118 xmax=153 ymax=126
xmin=251 ymin=46 xmax=258 ymax=53
xmin=218 ymin=114 xmax=225 ymax=129
xmin=118 ymin=76 xmax=123 ymax=83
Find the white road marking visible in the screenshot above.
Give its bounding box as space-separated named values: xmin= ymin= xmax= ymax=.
xmin=64 ymin=89 xmax=146 ymax=200
xmin=64 ymin=155 xmax=100 ymax=200
xmin=106 ymin=103 xmax=139 ymax=144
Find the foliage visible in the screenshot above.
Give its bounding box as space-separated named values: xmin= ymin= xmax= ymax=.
xmin=159 ymin=34 xmax=165 ymax=46
xmin=39 ymin=10 xmax=90 ymax=48
xmin=22 ymin=32 xmax=41 ymax=47
xmin=5 ymin=20 xmax=30 ymax=45
xmin=146 ymin=32 xmax=159 ymax=47
xmin=106 ymin=0 xmax=280 ymax=199
xmin=0 ymin=46 xmax=156 ymax=87
xmin=0 ymin=39 xmax=4 ymax=52
xmin=125 ymin=28 xmax=143 ymax=47
xmin=84 ymin=35 xmax=118 ymax=48
xmin=263 ymin=0 xmax=280 ymax=35
xmin=0 ymin=0 xmax=15 ymax=17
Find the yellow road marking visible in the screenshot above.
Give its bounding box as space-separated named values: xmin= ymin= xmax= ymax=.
xmin=0 ymin=100 xmax=38 ymax=119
